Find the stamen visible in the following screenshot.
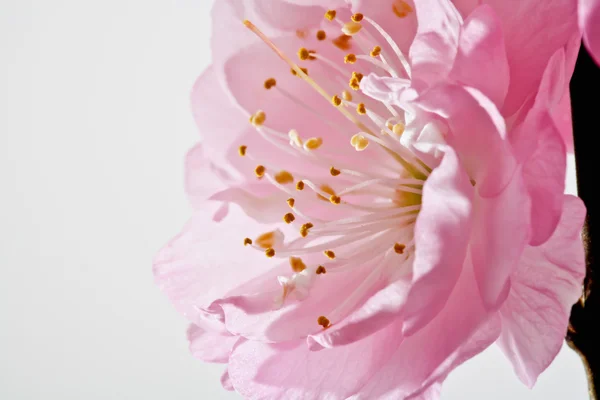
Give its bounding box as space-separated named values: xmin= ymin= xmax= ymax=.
xmin=264 ymin=78 xmax=277 ymax=89
xmin=304 ymin=137 xmax=323 ymax=151
xmin=265 ymin=248 xmax=276 ymax=258
xmin=394 ymin=243 xmax=406 ymax=254
xmin=317 ymin=315 xmax=331 ymax=328
xmin=392 ymin=123 xmax=405 ymax=138
xmin=331 ymin=95 xmax=342 ymax=107
xmin=300 ymin=222 xmax=313 ymax=237
xmin=255 ymin=165 xmax=266 ymax=178
xmin=316 ymin=30 xmax=327 ymax=41
xmin=243 ymin=238 xmax=253 ymax=246
xmin=250 ymin=110 xmax=266 ymax=126
xmin=298 ymin=47 xmax=310 ymax=61
xmin=238 ymin=145 xmax=247 ymax=156
xmin=316 ymin=266 xmax=327 ymax=274
xmin=363 ymin=16 xmax=412 ymax=78
xmin=256 ymin=231 xmax=277 ymax=248
xmin=296 ymin=181 xmax=305 ymax=191
xmin=287 ymin=198 xmax=295 ymax=208
xmin=317 ymin=184 xmax=336 ymax=201
xmin=351 ymin=13 xmax=364 ymax=22
xmin=324 ymin=250 xmax=336 ymax=259
xmin=344 ymin=53 xmax=357 ymax=64
xmin=324 ymin=10 xmax=337 ymax=21
xmin=370 ymin=46 xmax=382 ymax=57
xmin=342 ymin=21 xmax=362 ymax=36
xmin=283 ymin=213 xmax=296 ymax=224
xmin=330 ymin=195 xmax=341 ymax=205
xmin=356 ymin=103 xmax=367 ymax=115
xmin=330 ymin=167 xmax=341 ymax=176
xmin=351 ymin=134 xmax=369 ymax=151
xmin=290 ymin=67 xmax=309 ymax=76
xmin=342 ymin=90 xmax=353 ymax=101
xmin=289 ymin=256 xmax=306 ymax=273
xmin=274 ymin=170 xmax=294 ymax=184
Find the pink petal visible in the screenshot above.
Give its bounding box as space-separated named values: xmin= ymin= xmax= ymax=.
xmin=228 ymin=320 xmax=406 ymax=400
xmin=187 ymin=323 xmax=239 ymax=363
xmin=510 ymin=48 xmax=569 ymax=246
xmin=153 ymin=203 xmax=282 ymax=326
xmin=351 ymin=260 xmax=502 ymax=399
xmin=498 ymin=195 xmax=586 ymax=387
xmin=409 ymin=0 xmax=462 ymax=86
xmin=449 ymin=5 xmax=510 ymax=109
xmin=184 ymin=143 xmax=232 ymax=208
xmin=251 ymin=0 xmax=324 ymax=32
xmin=482 ymin=0 xmax=578 ymax=115
xmin=470 ymin=172 xmax=531 ymax=309
xmin=221 ymin=369 xmax=235 ymax=391
xmin=580 ymin=0 xmax=600 ymax=65
xmin=415 ymin=84 xmax=515 ymax=196
xmin=402 ymin=147 xmax=474 ymax=335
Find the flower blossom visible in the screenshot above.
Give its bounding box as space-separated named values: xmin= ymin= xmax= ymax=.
xmin=579 ymin=0 xmax=600 ymax=64
xmin=154 ymin=1 xmax=586 ymax=398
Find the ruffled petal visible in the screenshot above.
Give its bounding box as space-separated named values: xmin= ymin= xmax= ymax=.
xmin=187 ymin=323 xmax=239 ymax=363
xmin=498 ymin=195 xmax=586 ymax=387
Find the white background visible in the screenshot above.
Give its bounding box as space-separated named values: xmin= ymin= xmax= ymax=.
xmin=0 ymin=1 xmax=589 ymax=398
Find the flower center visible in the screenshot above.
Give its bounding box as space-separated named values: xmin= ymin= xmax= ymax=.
xmin=239 ymin=7 xmax=432 ymax=325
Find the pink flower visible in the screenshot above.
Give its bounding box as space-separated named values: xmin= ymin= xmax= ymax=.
xmin=155 ymin=1 xmax=586 ymax=398
xmin=579 ymin=0 xmax=600 ymax=64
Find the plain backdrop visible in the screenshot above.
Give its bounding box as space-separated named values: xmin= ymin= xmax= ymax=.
xmin=0 ymin=1 xmax=590 ymax=399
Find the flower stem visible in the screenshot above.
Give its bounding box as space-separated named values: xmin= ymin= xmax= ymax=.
xmin=567 ymin=41 xmax=600 ymax=400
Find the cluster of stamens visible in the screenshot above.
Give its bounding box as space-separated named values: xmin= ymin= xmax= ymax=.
xmin=239 ymin=2 xmax=428 ymax=330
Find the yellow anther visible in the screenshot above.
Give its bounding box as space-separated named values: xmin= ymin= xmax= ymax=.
xmin=298 ymin=47 xmax=310 ymax=61
xmin=265 ymin=248 xmax=276 ymax=258
xmin=344 ymin=53 xmax=357 ymax=64
xmin=251 ymin=110 xmax=266 ymax=126
xmin=243 ymin=238 xmax=253 ymax=246
xmin=255 ymin=231 xmax=276 ymax=248
xmin=275 ymin=170 xmax=294 ymax=184
xmin=394 ymin=243 xmax=406 ymax=254
xmin=287 ymin=198 xmax=296 ymax=208
xmin=330 ymin=166 xmax=341 ymax=176
xmin=356 ymin=103 xmax=367 ymax=115
xmin=352 ymin=71 xmax=364 ymax=82
xmin=283 ymin=213 xmax=296 ymax=224
xmin=392 ymin=123 xmax=406 ymax=138
xmin=288 ymin=129 xmax=303 ymax=147
xmin=291 ymin=67 xmax=309 ymax=76
xmin=304 ymin=137 xmax=323 ymax=150
xmin=331 ymin=95 xmax=342 ymax=107
xmin=254 ymin=165 xmax=266 ymax=178
xmin=289 ymin=256 xmax=307 ymax=273
xmin=325 ymin=10 xmax=337 ymax=21
xmin=332 ymin=34 xmax=352 ymax=50
xmin=300 ymin=222 xmax=313 ymax=237
xmin=316 ymin=266 xmax=327 ymax=274
xmin=342 ymin=21 xmax=362 ymax=36
xmin=393 ymin=0 xmax=414 ymax=18
xmin=350 ymin=134 xmax=369 ymax=151
xmin=329 ymin=195 xmax=341 ymax=205
xmin=296 ymin=181 xmax=305 ymax=191
xmin=238 ymin=145 xmax=247 ymax=156
xmin=324 ymin=250 xmax=336 ymax=259
xmin=317 ymin=315 xmax=331 ymax=328
xmin=349 ymin=77 xmax=360 ymax=90
xmin=342 ymin=90 xmax=353 ymax=101
xmin=264 ymin=78 xmax=277 ymax=89
xmin=351 ymin=13 xmax=364 ymax=22
xmin=370 ymin=46 xmax=382 ymax=57
xmin=316 ymin=30 xmax=327 ymax=41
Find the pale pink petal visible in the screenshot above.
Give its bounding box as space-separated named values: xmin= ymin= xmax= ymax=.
xmin=470 ymin=172 xmax=531 ymax=309
xmin=187 ymin=323 xmax=238 ymax=363
xmin=409 ymin=0 xmax=462 ymax=86
xmin=451 ymin=0 xmax=480 ymax=17
xmin=153 ymin=202 xmax=281 ymax=326
xmin=402 ymin=147 xmax=474 ymax=335
xmin=209 ymin=184 xmax=290 ymax=224
xmin=251 ymin=0 xmax=325 ymax=32
xmin=185 ymin=143 xmax=233 ymax=208
xmin=580 ymin=0 xmax=600 ymax=65
xmin=221 ymin=369 xmax=235 ymax=391
xmin=510 ymin=49 xmax=569 ymax=245
xmin=449 ymin=5 xmax=510 ymax=109
xmin=415 ymin=84 xmax=515 ymax=196
xmin=350 ymin=260 xmax=502 ymax=399
xmin=228 ymin=320 xmax=405 ymax=400
xmin=498 ymin=195 xmax=586 ymax=387
xmin=482 ymin=0 xmax=578 ymax=115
